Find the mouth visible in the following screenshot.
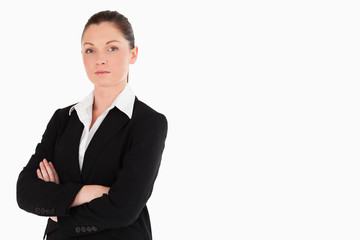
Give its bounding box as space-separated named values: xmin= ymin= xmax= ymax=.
xmin=95 ymin=70 xmax=110 ymax=76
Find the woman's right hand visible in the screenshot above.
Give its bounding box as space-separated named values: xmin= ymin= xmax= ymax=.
xmin=70 ymin=185 xmax=110 ymax=207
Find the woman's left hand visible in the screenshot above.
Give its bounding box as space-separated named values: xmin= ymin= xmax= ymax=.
xmin=36 ymin=158 xmax=60 ymax=184
xmin=37 ymin=158 xmax=59 ymax=222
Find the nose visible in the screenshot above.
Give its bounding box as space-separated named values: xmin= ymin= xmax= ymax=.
xmin=96 ymin=58 xmax=107 ymax=65
xmin=96 ymin=53 xmax=107 ymax=65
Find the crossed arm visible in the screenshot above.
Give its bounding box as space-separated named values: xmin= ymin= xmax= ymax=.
xmin=37 ymin=158 xmax=109 ymax=222
xmin=17 ymin=108 xmax=168 ymax=238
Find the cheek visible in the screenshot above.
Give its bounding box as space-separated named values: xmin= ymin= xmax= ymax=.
xmin=82 ymin=56 xmax=94 ymax=70
xmin=110 ymin=52 xmax=130 ymax=67
xmin=110 ymin=57 xmax=126 ymax=68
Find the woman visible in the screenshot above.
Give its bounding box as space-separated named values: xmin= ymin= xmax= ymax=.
xmin=16 ymin=10 xmax=168 ymax=240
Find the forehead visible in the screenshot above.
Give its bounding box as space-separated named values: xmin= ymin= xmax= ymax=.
xmin=82 ymin=22 xmax=125 ymax=44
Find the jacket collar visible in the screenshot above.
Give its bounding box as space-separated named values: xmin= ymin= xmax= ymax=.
xmin=68 ymin=83 xmax=135 ymax=119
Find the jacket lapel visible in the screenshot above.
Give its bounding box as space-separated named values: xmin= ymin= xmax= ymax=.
xmin=81 ymin=107 xmax=130 ymax=182
xmin=61 ymin=111 xmax=83 ymax=183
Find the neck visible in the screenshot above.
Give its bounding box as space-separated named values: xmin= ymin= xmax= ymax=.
xmin=93 ymin=82 xmax=127 ymax=112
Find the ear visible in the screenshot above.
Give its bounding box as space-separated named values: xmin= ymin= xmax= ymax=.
xmin=129 ymin=46 xmax=138 ymax=64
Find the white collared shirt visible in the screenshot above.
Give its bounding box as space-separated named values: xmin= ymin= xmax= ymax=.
xmin=68 ymin=83 xmax=135 ymax=172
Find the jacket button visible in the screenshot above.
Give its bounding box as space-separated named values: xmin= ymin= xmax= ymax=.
xmin=75 ymin=227 xmax=81 ymax=233
xmin=40 ymin=208 xmax=46 ymax=214
xmin=35 ymin=207 xmax=41 ymax=214
xmin=50 ymin=209 xmax=56 ymax=215
xmin=81 ymin=226 xmax=86 ymax=232
xmin=45 ymin=209 xmax=51 ymax=215
xmin=86 ymin=226 xmax=92 ymax=232
xmin=92 ymin=226 xmax=97 ymax=232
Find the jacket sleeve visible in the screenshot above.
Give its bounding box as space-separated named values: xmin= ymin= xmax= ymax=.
xmin=16 ymin=108 xmax=84 ymax=217
xmin=57 ymin=113 xmax=168 ymax=238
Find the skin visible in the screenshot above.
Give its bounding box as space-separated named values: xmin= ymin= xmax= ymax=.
xmin=82 ymin=22 xmax=138 ymax=130
xmin=37 ymin=21 xmax=139 ymax=222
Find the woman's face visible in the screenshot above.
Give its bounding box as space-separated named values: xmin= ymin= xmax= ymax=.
xmin=81 ymin=22 xmax=138 ymax=89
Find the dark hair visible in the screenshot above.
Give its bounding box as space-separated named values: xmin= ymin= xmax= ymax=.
xmin=82 ymin=10 xmax=135 ymax=49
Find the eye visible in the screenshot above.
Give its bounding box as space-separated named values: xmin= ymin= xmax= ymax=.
xmin=108 ymin=47 xmax=118 ymax=52
xmin=85 ymin=49 xmax=94 ymax=54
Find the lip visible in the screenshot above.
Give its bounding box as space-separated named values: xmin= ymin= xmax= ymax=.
xmin=95 ymin=70 xmax=110 ymax=76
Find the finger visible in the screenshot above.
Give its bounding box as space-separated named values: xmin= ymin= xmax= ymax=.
xmin=39 ymin=161 xmax=50 ymax=182
xmin=49 ymin=162 xmax=60 ymax=184
xmin=36 ymin=169 xmax=43 ymax=180
xmin=43 ymin=159 xmax=55 ymax=182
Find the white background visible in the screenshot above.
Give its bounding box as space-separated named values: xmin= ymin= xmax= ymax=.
xmin=1 ymin=0 xmax=360 ymax=239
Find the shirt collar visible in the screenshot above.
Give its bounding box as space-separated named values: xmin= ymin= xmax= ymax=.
xmin=68 ymin=83 xmax=136 ymax=119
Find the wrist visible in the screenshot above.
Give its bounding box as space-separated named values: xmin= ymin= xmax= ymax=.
xmin=70 ymin=185 xmax=87 ymax=207
xmin=70 ymin=185 xmax=110 ymax=208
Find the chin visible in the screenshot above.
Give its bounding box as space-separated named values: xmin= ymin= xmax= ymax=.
xmin=94 ymin=82 xmax=125 ymax=89
xmin=94 ymin=83 xmax=114 ymax=88
xmin=90 ymin=78 xmax=111 ymax=86
xmin=89 ymin=76 xmax=127 ymax=88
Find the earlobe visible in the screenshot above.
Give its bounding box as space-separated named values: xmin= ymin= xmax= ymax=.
xmin=130 ymin=46 xmax=138 ymax=64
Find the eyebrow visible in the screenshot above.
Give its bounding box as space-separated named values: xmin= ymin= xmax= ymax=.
xmin=106 ymin=40 xmax=121 ymax=44
xmin=83 ymin=40 xmax=121 ymax=46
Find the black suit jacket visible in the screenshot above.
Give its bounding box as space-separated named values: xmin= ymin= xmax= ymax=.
xmin=16 ymin=97 xmax=168 ymax=240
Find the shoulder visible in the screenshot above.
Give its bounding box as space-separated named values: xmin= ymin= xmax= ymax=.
xmin=52 ymin=103 xmax=77 ymax=119
xmin=45 ymin=103 xmax=77 ymax=131
xmin=132 ymin=98 xmax=167 ymax=122
xmin=131 ymin=98 xmax=168 ymax=134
